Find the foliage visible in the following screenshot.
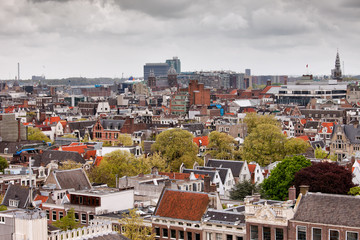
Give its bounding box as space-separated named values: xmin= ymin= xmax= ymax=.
xmin=59 ymin=160 xmax=83 ymax=170
xmin=27 ymin=127 xmax=51 ymax=142
xmin=62 ymin=134 xmax=77 ymax=139
xmin=53 ymin=208 xmax=79 ymax=231
xmin=242 ymin=124 xmax=309 ymax=166
xmin=294 ymin=162 xmax=354 ymax=195
xmin=144 ymin=152 xmax=169 ymax=172
xmin=151 ymin=129 xmax=202 ymax=172
xmin=115 ymin=134 xmax=133 ymax=146
xmin=206 ymin=131 xmax=236 ymax=160
xmin=102 ymin=141 xmax=112 ymax=147
xmin=88 ymin=151 xmax=150 ymax=187
xmin=81 ymin=133 xmax=90 ymax=142
xmin=262 ymin=155 xmax=311 ymax=200
xmin=120 ymin=209 xmax=155 ymax=240
xmin=244 ymin=112 xmax=279 ymax=134
xmin=0 ymin=205 xmax=7 ymax=211
xmin=0 ymin=157 xmax=8 ymax=173
xmin=230 ymin=180 xmax=261 ymax=200
xmin=314 ymin=147 xmax=336 ymax=161
xmin=348 ymin=186 xmax=360 ymax=196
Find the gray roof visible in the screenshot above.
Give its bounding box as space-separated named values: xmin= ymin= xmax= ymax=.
xmin=2 ymin=184 xmax=35 ymax=209
xmin=68 ymin=121 xmax=96 ymax=132
xmin=100 ymin=119 xmax=125 ymax=130
xmin=33 ymin=150 xmax=85 ymax=167
xmin=0 ymin=141 xmax=43 ymax=154
xmin=304 ymin=121 xmax=320 ymax=129
xmin=206 ymin=159 xmax=244 ymax=178
xmin=292 ymin=192 xmax=360 ymax=227
xmin=182 ymin=123 xmax=205 ymax=133
xmin=342 ymin=124 xmax=360 ymax=144
xmin=52 ymin=168 xmax=92 ymax=191
xmin=196 ymin=166 xmax=229 ymax=185
xmin=204 ymin=209 xmax=245 ymax=225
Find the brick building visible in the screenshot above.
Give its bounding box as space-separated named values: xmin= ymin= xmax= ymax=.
xmin=188 ymin=80 xmax=210 ymax=106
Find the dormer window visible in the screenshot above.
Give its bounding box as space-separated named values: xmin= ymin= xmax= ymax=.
xmin=9 ymin=199 xmax=19 ymax=207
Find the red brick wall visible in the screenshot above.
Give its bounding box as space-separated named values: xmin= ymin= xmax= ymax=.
xmin=153 ymin=223 xmax=203 ymax=240
xmin=246 ymin=222 xmax=288 ymax=240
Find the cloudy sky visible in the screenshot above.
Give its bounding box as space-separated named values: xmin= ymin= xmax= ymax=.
xmin=0 ymin=0 xmax=359 ymax=79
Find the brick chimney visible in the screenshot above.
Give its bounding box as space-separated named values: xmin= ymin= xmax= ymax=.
xmin=288 ymin=186 xmax=296 ymax=201
xmin=299 ymin=185 xmax=310 ymax=195
xmin=210 ymin=183 xmax=217 ymax=193
xmin=204 ymin=175 xmax=211 ymax=193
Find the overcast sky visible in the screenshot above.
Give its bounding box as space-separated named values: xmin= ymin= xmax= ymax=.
xmin=0 ymin=0 xmax=359 ymax=79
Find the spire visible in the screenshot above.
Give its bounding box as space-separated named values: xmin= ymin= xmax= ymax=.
xmin=331 ymin=50 xmax=342 ymax=80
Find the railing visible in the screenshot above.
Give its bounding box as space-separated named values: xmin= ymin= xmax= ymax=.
xmin=48 ymin=221 xmax=113 ymax=240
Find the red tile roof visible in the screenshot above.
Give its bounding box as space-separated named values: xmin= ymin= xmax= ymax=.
xmin=300 ymin=119 xmax=307 ymax=125
xmin=193 ymin=136 xmax=209 ymax=147
xmin=155 ymin=189 xmax=209 ymax=221
xmin=61 ymin=145 xmax=88 ymax=154
xmin=230 ymin=89 xmax=238 ymax=95
xmin=84 ymin=150 xmax=96 ymax=160
xmin=44 ymin=116 xmax=61 ymax=125
xmin=94 ymin=156 xmax=103 ymax=166
xmin=260 ymin=85 xmax=280 ymax=94
xmin=248 ymin=164 xmax=256 ymax=173
xmin=34 ymin=195 xmax=49 ymax=204
xmin=320 ymin=122 xmax=335 ymax=134
xmin=296 ymin=135 xmax=310 ymax=142
xmin=159 ymin=172 xmax=205 ymax=180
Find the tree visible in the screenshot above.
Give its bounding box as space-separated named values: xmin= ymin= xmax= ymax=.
xmin=294 ymin=162 xmax=354 ymax=195
xmin=262 ymin=155 xmax=311 ymax=200
xmin=27 ymin=127 xmax=51 ymax=142
xmin=230 ymin=180 xmax=261 ymax=200
xmin=115 ymin=134 xmax=133 ymax=146
xmin=88 ymin=151 xmax=150 ymax=187
xmin=151 ymin=129 xmax=202 ymax=171
xmin=242 ymin=124 xmax=309 ymax=166
xmin=53 ymin=208 xmax=79 ymax=231
xmin=244 ymin=112 xmax=279 ymax=134
xmin=206 ymin=131 xmax=236 ymax=160
xmin=348 ymin=186 xmax=360 ymax=196
xmin=0 ymin=157 xmax=8 ymax=173
xmin=120 ymin=209 xmax=155 ymax=240
xmin=0 ymin=205 xmax=7 ymax=211
xmin=144 ymin=152 xmax=169 ymax=172
xmin=59 ymin=160 xmax=83 ymax=170
xmin=314 ymin=147 xmax=337 ymax=161
xmin=62 ymin=134 xmax=77 ymax=139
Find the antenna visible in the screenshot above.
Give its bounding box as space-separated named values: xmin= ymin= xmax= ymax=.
xmin=343 ymin=61 xmax=345 ymax=77
xmin=17 ymin=63 xmax=20 ymax=80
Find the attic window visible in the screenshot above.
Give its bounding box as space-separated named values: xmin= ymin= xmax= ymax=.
xmin=9 ymin=199 xmax=19 ymax=207
xmin=356 ymin=136 xmax=360 ymax=141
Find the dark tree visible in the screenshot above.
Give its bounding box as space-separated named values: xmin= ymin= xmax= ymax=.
xmin=294 ymin=162 xmax=355 ymax=195
xmin=230 ymin=180 xmax=260 ymax=200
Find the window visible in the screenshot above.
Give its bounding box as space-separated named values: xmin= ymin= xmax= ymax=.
xmin=263 ymin=227 xmax=271 ymax=240
xmin=171 ymin=229 xmax=176 ymax=239
xmin=75 ymin=212 xmax=79 ymax=222
xmin=250 ymin=225 xmax=258 ymax=240
xmin=297 ymin=226 xmax=306 ymax=240
xmin=46 ymin=210 xmax=49 ymax=220
xmin=312 ymin=228 xmax=321 ymax=240
xmin=196 ymin=233 xmax=201 ymax=240
xmin=89 ymin=215 xmax=94 ymax=222
xmin=155 ymin=228 xmax=160 ymax=237
xmin=276 ymin=228 xmax=284 ymax=240
xmin=330 ymin=230 xmax=339 ymax=240
xmin=227 ymin=234 xmax=233 ymax=240
xmin=81 ymin=214 xmax=87 ymax=224
xmin=179 ymin=230 xmax=184 ymax=240
xmin=9 ymin=199 xmax=19 ymax=207
xmin=0 ymin=216 xmax=5 ymax=224
xmin=237 ymin=237 xmax=243 ymax=240
xmin=216 ymin=233 xmax=222 ymax=240
xmin=163 ymin=228 xmax=168 ymax=238
xmin=59 ymin=212 xmax=63 ymax=219
xmin=52 ymin=211 xmax=57 ymax=221
xmin=187 ymin=232 xmax=193 ymax=240
xmin=347 ymin=232 xmax=358 ymax=240
xmin=207 ymin=232 xmax=212 ymax=240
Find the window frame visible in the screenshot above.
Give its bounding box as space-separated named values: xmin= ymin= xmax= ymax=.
xmin=346 ymin=231 xmax=359 ymax=240
xmin=329 ymin=229 xmax=340 ymax=240
xmin=312 ymin=227 xmax=322 ymax=240
xmin=297 ymin=225 xmax=307 ymax=240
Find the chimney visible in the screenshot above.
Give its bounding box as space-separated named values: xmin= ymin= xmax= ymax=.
xmin=210 ymin=183 xmax=217 ymax=193
xmin=266 ymin=80 xmax=271 ymax=87
xmin=288 ymin=186 xmax=296 ymax=201
xmin=164 ymin=179 xmax=171 ymax=188
xmin=204 ymin=175 xmax=211 ymax=193
xmin=17 ymin=118 xmax=21 ymax=142
xmin=252 ymin=193 xmax=261 ymax=202
xmin=299 ymin=185 xmax=309 ymax=195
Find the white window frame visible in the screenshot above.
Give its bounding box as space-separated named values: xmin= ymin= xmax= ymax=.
xmin=346 ymin=231 xmax=359 ymax=240
xmin=312 ymin=227 xmax=322 ymax=240
xmin=297 ymin=226 xmax=307 ymax=240
xmin=0 ymin=216 xmax=5 ymax=224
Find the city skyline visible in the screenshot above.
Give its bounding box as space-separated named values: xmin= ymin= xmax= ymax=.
xmin=0 ymin=0 xmax=359 ymax=79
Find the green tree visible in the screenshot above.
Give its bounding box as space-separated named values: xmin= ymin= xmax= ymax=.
xmin=0 ymin=205 xmax=7 ymax=211
xmin=115 ymin=134 xmax=133 ymax=146
xmin=120 ymin=209 xmax=155 ymax=240
xmin=314 ymin=147 xmax=337 ymax=161
xmin=27 ymin=127 xmax=51 ymax=142
xmin=62 ymin=134 xmax=77 ymax=139
xmin=89 ymin=151 xmax=150 ymax=187
xmin=242 ymin=124 xmax=309 ymax=166
xmin=144 ymin=152 xmax=169 ymax=172
xmin=349 ymin=186 xmax=360 ymax=196
xmin=230 ymin=180 xmax=261 ymax=200
xmin=53 ymin=208 xmax=79 ymax=231
xmin=151 ymin=129 xmax=202 ymax=171
xmin=262 ymin=155 xmax=311 ymax=200
xmin=0 ymin=157 xmax=8 ymax=173
xmin=206 ymin=131 xmax=236 ymax=160
xmin=244 ymin=112 xmax=279 ymax=134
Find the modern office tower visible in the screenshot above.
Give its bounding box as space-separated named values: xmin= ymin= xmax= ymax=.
xmin=166 ymin=56 xmax=181 ymax=73
xmin=144 ymin=63 xmax=170 ymax=81
xmin=245 ymin=68 xmax=251 ymax=76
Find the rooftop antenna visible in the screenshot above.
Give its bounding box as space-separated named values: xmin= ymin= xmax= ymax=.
xmin=343 ymin=61 xmax=345 ymax=77
xmin=17 ymin=62 xmax=20 ymax=80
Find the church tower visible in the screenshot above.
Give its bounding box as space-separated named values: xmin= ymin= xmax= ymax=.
xmin=148 ymin=69 xmax=156 ymax=89
xmin=331 ymin=51 xmax=342 ymax=80
xmin=167 ymin=63 xmax=178 ymax=88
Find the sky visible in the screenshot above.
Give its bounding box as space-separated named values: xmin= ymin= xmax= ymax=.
xmin=0 ymin=0 xmax=359 ymax=79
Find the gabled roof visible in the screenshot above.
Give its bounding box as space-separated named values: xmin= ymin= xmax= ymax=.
xmin=193 ymin=136 xmax=209 ymax=147
xmin=159 ymin=172 xmax=205 ymax=180
xmin=296 ymin=135 xmax=310 ymax=142
xmin=48 ymin=168 xmax=92 ymax=191
xmin=2 ymin=184 xmax=35 ymax=209
xmin=196 ymin=167 xmax=229 ymax=185
xmin=320 ymin=122 xmax=335 ymax=134
xmin=94 ymin=156 xmax=103 ymax=166
xmin=292 ymin=192 xmax=360 ymax=228
xmin=248 ymin=164 xmax=257 ymax=174
xmin=33 ymin=150 xmax=86 ymax=167
xmin=60 ymin=145 xmax=88 ymax=154
xmin=183 ymin=169 xmax=216 ymax=182
xmin=154 ymin=189 xmax=209 ymax=221
xmin=204 ymin=209 xmax=245 ymax=224
xmin=206 ymin=159 xmax=244 ymax=178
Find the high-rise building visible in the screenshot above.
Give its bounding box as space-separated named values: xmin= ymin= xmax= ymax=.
xmin=331 ymin=51 xmax=342 ymax=80
xmin=144 ymin=63 xmax=169 ymax=81
xmin=245 ymin=69 xmax=251 ymax=76
xmin=166 ymin=57 xmax=181 ymax=73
